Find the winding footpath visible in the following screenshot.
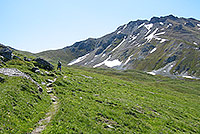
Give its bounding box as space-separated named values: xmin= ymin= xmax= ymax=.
xmin=31 ymin=78 xmax=58 ymax=134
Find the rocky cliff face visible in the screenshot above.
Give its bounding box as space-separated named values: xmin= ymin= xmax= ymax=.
xmin=39 ymin=15 xmax=200 ymax=77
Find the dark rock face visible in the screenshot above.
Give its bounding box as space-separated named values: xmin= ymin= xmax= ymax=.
xmin=185 ymin=21 xmax=195 ymax=27
xmin=24 ymin=57 xmax=31 ymax=62
xmin=31 ymin=67 xmax=40 ymax=73
xmin=0 ymin=45 xmax=12 ymax=61
xmin=34 ymin=58 xmax=54 ymax=71
xmin=13 ymin=55 xmax=21 ymax=60
xmin=166 ymin=55 xmax=177 ymax=63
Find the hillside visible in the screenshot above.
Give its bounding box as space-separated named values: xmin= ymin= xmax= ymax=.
xmin=36 ymin=15 xmax=200 ymax=78
xmin=0 ymin=45 xmax=200 ymax=133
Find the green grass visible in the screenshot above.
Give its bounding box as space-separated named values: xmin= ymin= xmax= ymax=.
xmin=0 ymin=74 xmax=51 ymax=133
xmin=42 ymin=67 xmax=200 ymax=133
xmin=0 ymin=51 xmax=200 ymax=133
xmin=0 ymin=53 xmax=55 ymax=133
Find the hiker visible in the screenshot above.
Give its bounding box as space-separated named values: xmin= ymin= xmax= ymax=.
xmin=57 ymin=61 xmax=62 ymax=71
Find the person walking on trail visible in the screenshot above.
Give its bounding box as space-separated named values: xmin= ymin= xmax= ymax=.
xmin=57 ymin=61 xmax=62 ymax=71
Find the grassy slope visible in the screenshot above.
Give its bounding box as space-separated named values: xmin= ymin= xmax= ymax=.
xmin=35 ymin=49 xmax=74 ymax=65
xmin=0 ymin=52 xmax=55 ymax=133
xmin=1 ymin=50 xmax=200 ymax=133
xmin=43 ymin=66 xmax=200 ymax=133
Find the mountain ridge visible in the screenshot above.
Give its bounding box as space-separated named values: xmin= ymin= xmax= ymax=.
xmin=22 ymin=15 xmax=200 ymax=77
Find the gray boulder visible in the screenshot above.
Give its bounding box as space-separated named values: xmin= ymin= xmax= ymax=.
xmin=0 ymin=45 xmax=12 ymax=61
xmin=34 ymin=58 xmax=54 ymax=71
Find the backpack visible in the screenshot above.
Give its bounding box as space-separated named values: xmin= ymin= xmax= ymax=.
xmin=58 ymin=61 xmax=61 ymax=66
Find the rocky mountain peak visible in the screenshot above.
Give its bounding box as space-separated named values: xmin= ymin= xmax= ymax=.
xmin=37 ymin=15 xmax=200 ymax=78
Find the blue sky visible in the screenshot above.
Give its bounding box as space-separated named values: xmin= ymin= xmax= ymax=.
xmin=0 ymin=0 xmax=200 ymax=53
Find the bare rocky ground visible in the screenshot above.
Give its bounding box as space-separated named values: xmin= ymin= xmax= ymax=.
xmin=0 ymin=68 xmax=43 ymax=91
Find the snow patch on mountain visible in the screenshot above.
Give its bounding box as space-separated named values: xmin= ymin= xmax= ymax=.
xmin=93 ymin=55 xmax=122 ymax=68
xmin=155 ymin=32 xmax=165 ymax=36
xmin=150 ymin=48 xmax=157 ymax=53
xmin=68 ymin=53 xmax=90 ymax=65
xmin=160 ymin=22 xmax=164 ymax=25
xmin=145 ymin=30 xmax=152 ymax=36
xmin=147 ymin=61 xmax=177 ymax=78
xmin=145 ymin=28 xmax=159 ymax=42
xmin=129 ymin=35 xmax=137 ymax=42
xmin=124 ymin=55 xmax=133 ymax=65
xmin=117 ymin=31 xmax=121 ymax=34
xmin=138 ymin=23 xmax=145 ymax=28
xmin=197 ymin=24 xmax=200 ymax=27
xmin=166 ymin=24 xmax=173 ymax=28
xmin=160 ymin=39 xmax=167 ymax=43
xmin=123 ymin=24 xmax=127 ymax=29
xmin=112 ymin=38 xmax=126 ymax=52
xmin=102 ymin=54 xmax=106 ymax=57
xmin=144 ymin=24 xmax=153 ymax=30
xmin=193 ymin=42 xmax=198 ymax=45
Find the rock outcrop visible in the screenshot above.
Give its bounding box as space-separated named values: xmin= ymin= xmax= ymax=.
xmin=34 ymin=58 xmax=54 ymax=71
xmin=0 ymin=68 xmax=43 ymax=92
xmin=0 ymin=44 xmax=12 ymax=61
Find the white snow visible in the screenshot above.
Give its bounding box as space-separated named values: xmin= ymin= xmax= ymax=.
xmin=160 ymin=39 xmax=167 ymax=43
xmin=117 ymin=31 xmax=121 ymax=34
xmin=155 ymin=32 xmax=165 ymax=36
xmin=193 ymin=42 xmax=198 ymax=45
xmin=124 ymin=55 xmax=133 ymax=65
xmin=68 ymin=53 xmax=90 ymax=65
xmin=147 ymin=71 xmax=156 ymax=75
xmin=145 ymin=30 xmax=151 ymax=36
xmin=94 ymin=55 xmax=99 ymax=58
xmin=112 ymin=38 xmax=126 ymax=52
xmin=153 ymin=31 xmax=167 ymax=43
xmin=102 ymin=53 xmax=106 ymax=57
xmin=123 ymin=24 xmax=127 ymax=29
xmin=93 ymin=56 xmax=122 ymax=68
xmin=166 ymin=24 xmax=172 ymax=28
xmin=182 ymin=76 xmax=194 ymax=79
xmin=160 ymin=22 xmax=164 ymax=25
xmin=197 ymin=24 xmax=200 ymax=27
xmin=129 ymin=35 xmax=137 ymax=42
xmin=98 ymin=44 xmax=112 ymax=57
xmin=144 ymin=24 xmax=153 ymax=30
xmin=145 ymin=28 xmax=158 ymax=42
xmin=150 ymin=48 xmax=157 ymax=53
xmin=138 ymin=23 xmax=145 ymax=28
xmin=131 ymin=36 xmax=137 ymax=41
xmin=137 ymin=44 xmax=141 ymax=47
xmin=104 ymin=59 xmax=122 ymax=67
xmin=93 ymin=62 xmax=104 ymax=68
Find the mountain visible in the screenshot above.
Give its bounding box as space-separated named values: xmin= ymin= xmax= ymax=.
xmin=36 ymin=15 xmax=200 ymax=77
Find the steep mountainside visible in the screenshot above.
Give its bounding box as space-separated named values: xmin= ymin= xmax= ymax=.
xmin=37 ymin=15 xmax=200 ymax=77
